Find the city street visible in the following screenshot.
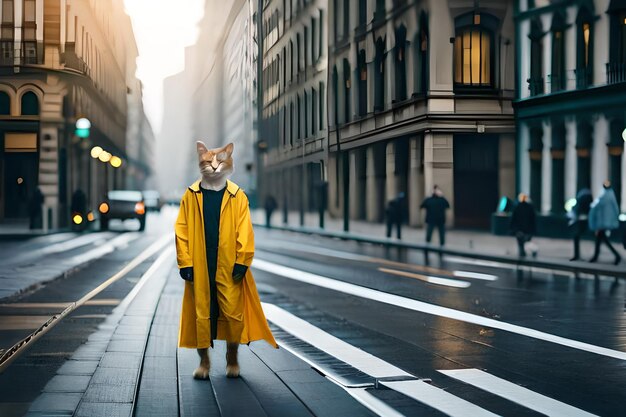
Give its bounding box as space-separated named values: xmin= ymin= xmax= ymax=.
xmin=0 ymin=208 xmax=622 ymax=416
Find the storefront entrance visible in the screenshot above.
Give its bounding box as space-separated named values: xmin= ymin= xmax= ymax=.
xmin=453 ymin=134 xmax=499 ymax=229
xmin=3 ymin=133 xmax=39 ymax=219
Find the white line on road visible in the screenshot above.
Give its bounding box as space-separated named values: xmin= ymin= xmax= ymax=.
xmin=262 ymin=302 xmax=497 ymax=417
xmin=439 ymin=369 xmax=597 ymax=417
xmin=379 ymin=379 xmax=498 ymax=417
xmin=252 ymin=258 xmax=626 ymax=361
xmin=452 ymin=271 xmax=498 ymax=281
xmin=378 ymin=267 xmax=471 ymax=288
xmin=66 ymin=232 xmax=139 ymax=266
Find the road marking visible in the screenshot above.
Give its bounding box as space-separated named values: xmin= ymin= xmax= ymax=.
xmin=439 ymin=369 xmax=597 ymax=417
xmin=253 ymin=259 xmax=626 ymax=361
xmin=0 ymin=303 xmax=71 ymax=309
xmin=258 ymin=240 xmax=498 ymax=281
xmin=0 ymin=316 xmax=51 ymax=330
xmin=379 ymin=380 xmax=497 ymax=417
xmin=378 ymin=267 xmax=471 ymax=288
xmin=262 ymin=302 xmax=497 ymax=417
xmin=262 ymin=302 xmax=411 ymax=379
xmin=67 ymin=232 xmax=139 ymax=265
xmin=335 ymin=386 xmax=404 ymax=417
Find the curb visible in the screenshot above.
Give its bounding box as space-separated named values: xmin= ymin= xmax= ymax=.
xmin=253 ymin=222 xmax=626 ymax=279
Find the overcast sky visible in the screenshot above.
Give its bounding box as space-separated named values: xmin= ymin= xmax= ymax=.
xmin=124 ymin=0 xmax=205 ymax=133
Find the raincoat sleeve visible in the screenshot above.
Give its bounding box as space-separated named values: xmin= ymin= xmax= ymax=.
xmin=235 ymin=193 xmax=255 ymax=267
xmin=175 ymin=193 xmax=193 ymax=269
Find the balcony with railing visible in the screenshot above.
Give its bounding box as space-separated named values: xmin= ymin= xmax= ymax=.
xmin=527 ymin=76 xmax=544 ymax=96
xmin=575 ymin=67 xmax=592 ymax=89
xmin=606 ymin=62 xmax=626 ymax=84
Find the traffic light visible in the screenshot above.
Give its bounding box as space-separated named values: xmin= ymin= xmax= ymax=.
xmin=75 ymin=117 xmax=91 ymax=138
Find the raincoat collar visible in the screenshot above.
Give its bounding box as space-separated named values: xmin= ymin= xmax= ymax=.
xmin=189 ymin=179 xmax=239 ymax=196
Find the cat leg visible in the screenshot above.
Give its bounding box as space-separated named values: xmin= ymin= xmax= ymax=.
xmin=192 ymin=348 xmax=211 ymax=379
xmin=226 ymin=342 xmax=240 ymax=378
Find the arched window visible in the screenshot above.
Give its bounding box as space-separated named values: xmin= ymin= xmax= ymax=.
xmin=343 ymin=59 xmax=351 ymax=123
xmin=453 ymin=11 xmax=497 ymax=89
xmin=576 ymin=6 xmax=593 ymax=88
xmin=550 ymin=12 xmax=566 ymax=92
xmin=21 ymin=91 xmax=38 ymax=115
xmin=0 ymin=91 xmax=10 ymax=115
xmin=374 ymin=37 xmax=385 ymax=111
xmin=358 ymin=49 xmax=367 ymax=116
xmin=394 ymin=25 xmax=407 ymax=102
xmin=528 ymin=18 xmax=544 ymax=95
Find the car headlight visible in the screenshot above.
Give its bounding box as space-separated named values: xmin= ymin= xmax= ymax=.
xmin=135 ymin=202 xmax=145 ymax=215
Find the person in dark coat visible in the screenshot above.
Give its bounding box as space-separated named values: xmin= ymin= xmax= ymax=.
xmin=420 ymin=185 xmax=450 ymax=246
xmin=568 ymin=188 xmax=593 ymax=261
xmin=385 ymin=192 xmax=406 ymax=239
xmin=264 ymin=195 xmax=277 ymax=228
xmin=29 ymin=187 xmax=44 ymax=229
xmin=510 ymin=193 xmax=536 ymax=257
xmin=588 ymin=181 xmax=621 ymax=265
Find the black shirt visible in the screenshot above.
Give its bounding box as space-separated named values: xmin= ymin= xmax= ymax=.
xmin=201 ymin=186 xmax=226 ymax=251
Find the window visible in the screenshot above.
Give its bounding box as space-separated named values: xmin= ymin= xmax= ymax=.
xmin=394 ymin=25 xmax=407 ymax=102
xmin=0 ymin=91 xmax=9 ymax=114
xmin=319 ymin=10 xmax=324 ymax=60
xmin=311 ymin=17 xmax=317 ymax=61
xmin=304 ymin=26 xmax=309 ymax=69
xmin=343 ymin=0 xmax=350 ymax=37
xmin=550 ymin=12 xmax=566 ymax=92
xmin=453 ymin=12 xmax=495 ymax=88
xmin=607 ymin=5 xmax=626 ymax=83
xmin=528 ymin=18 xmax=544 ymax=95
xmin=414 ymin=11 xmax=429 ymax=95
xmin=375 ymin=0 xmax=385 ymax=21
xmin=358 ymin=49 xmax=367 ymax=115
xmin=332 ymin=65 xmax=339 ymax=124
xmin=1 ymin=0 xmax=13 ymax=63
xmin=343 ymin=59 xmax=351 ymax=123
xmin=296 ymin=33 xmax=301 ymax=73
xmin=333 ymin=0 xmax=339 ymax=41
xmin=21 ymin=91 xmax=39 ymax=115
xmin=576 ymin=7 xmax=593 ymax=88
xmin=359 ymin=0 xmax=367 ymax=28
xmin=319 ymin=81 xmax=325 ymax=130
xmin=290 ymin=102 xmax=294 ymax=145
xmin=374 ymin=38 xmax=385 ymax=111
xmin=312 ymin=88 xmax=318 ymax=135
xmin=304 ymin=90 xmax=309 ymax=137
xmin=23 ymin=0 xmax=37 ymax=64
xmin=454 ymin=28 xmax=493 ymax=86
xmin=297 ymin=94 xmax=301 ymax=139
xmin=289 ymin=40 xmax=294 ymax=81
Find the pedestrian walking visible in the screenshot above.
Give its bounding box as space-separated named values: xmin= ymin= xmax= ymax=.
xmin=568 ymin=188 xmax=593 ymax=261
xmin=510 ymin=193 xmax=536 ymax=258
xmin=29 ymin=187 xmax=44 ymax=229
xmin=588 ymin=180 xmax=621 ymax=265
xmin=175 ymin=141 xmax=277 ymax=381
xmin=420 ymin=185 xmax=450 ymax=246
xmin=385 ymin=192 xmax=406 ymax=239
xmin=264 ymin=194 xmax=277 ymax=228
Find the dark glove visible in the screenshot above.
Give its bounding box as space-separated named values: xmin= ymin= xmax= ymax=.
xmin=179 ymin=267 xmax=193 ymax=282
xmin=232 ymin=263 xmax=248 ymax=284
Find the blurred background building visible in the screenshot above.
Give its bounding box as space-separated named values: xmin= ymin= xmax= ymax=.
xmin=257 ymin=0 xmax=328 ymax=220
xmin=515 ymin=0 xmax=626 ymax=235
xmin=0 ymin=0 xmax=153 ymax=228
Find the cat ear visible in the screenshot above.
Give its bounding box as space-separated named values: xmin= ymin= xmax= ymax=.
xmin=224 ymin=142 xmax=234 ymax=155
xmin=196 ymin=141 xmax=208 ymax=155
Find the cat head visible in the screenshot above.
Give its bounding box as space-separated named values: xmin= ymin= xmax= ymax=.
xmin=196 ymin=141 xmax=234 ymax=180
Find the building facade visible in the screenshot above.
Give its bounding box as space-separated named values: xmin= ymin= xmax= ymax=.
xmin=182 ymin=0 xmax=259 ymax=198
xmin=258 ymin=0 xmax=328 ymax=217
xmin=0 ymin=0 xmax=151 ymax=228
xmin=326 ymin=0 xmax=516 ymax=229
xmin=515 ymin=0 xmax=626 ymax=234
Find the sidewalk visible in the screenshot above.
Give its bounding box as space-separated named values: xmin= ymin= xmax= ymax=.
xmin=0 ymin=219 xmax=69 ymax=239
xmin=251 ymin=209 xmax=625 ymax=274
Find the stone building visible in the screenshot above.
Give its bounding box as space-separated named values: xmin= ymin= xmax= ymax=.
xmin=258 ymin=0 xmax=328 ymax=218
xmin=0 ymin=0 xmax=151 ymax=228
xmin=516 ymin=0 xmax=626 ymax=235
xmin=327 ymin=0 xmax=515 ymax=229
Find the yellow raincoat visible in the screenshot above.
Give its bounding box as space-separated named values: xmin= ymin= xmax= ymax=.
xmin=175 ymin=180 xmax=277 ymax=349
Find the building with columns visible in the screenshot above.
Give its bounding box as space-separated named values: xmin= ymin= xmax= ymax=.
xmin=0 ymin=0 xmax=151 ymax=228
xmin=327 ymin=0 xmax=516 ymax=229
xmin=258 ymin=0 xmax=328 ymax=217
xmin=516 ymin=0 xmax=626 ymax=234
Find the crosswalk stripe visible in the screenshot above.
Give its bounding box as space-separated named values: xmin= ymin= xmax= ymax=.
xmin=262 ymin=302 xmax=497 ymax=417
xmin=439 ymin=369 xmax=597 ymax=417
xmin=379 ymin=380 xmax=498 ymax=417
xmin=253 ymin=258 xmax=626 ymax=361
xmin=378 ymin=267 xmax=471 ymax=288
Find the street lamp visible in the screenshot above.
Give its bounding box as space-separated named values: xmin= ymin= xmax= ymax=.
xmin=75 ymin=117 xmax=91 ymax=138
xmin=99 ymin=151 xmax=111 ymax=163
xmin=110 ymin=156 xmax=122 ymax=168
xmin=90 ymin=146 xmax=103 ymax=159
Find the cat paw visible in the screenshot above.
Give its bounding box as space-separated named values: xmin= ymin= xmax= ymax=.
xmin=226 ymin=364 xmax=240 ymax=378
xmin=193 ymin=365 xmax=210 ymax=380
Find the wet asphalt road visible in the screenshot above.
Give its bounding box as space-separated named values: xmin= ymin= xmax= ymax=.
xmin=0 ymin=209 xmax=624 ymax=416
